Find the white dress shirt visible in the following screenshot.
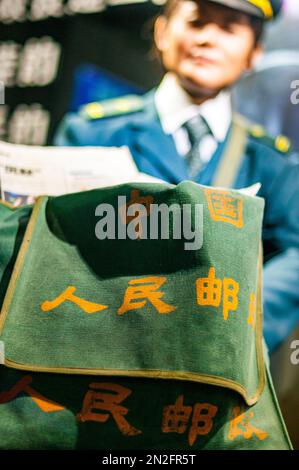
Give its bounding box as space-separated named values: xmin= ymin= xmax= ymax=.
xmin=154 ymin=73 xmax=232 ymax=164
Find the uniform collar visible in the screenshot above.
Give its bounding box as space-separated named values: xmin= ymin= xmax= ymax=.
xmin=154 ymin=72 xmax=232 ymax=142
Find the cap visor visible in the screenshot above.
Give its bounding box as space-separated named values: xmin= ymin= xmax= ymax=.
xmin=209 ymin=0 xmax=263 ymax=18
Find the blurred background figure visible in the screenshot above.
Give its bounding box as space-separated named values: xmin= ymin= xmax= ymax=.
xmin=234 ymin=0 xmax=299 ymax=150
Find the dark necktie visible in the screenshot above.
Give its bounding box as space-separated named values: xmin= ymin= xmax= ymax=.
xmin=182 ymin=114 xmax=211 ymax=179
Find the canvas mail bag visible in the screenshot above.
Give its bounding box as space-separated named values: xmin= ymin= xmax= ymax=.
xmin=0 ymin=181 xmax=292 ymax=449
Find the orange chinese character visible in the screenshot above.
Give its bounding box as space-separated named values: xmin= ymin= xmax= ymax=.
xmin=41 ymin=286 xmax=108 ymax=314
xmin=118 ymin=276 xmax=176 ymax=316
xmin=228 ymin=406 xmax=268 ymax=441
xmin=77 ymin=382 xmax=141 ymax=437
xmin=0 ymin=375 xmax=64 ymax=412
xmin=188 ymin=403 xmax=218 ymax=446
xmin=119 ymin=190 xmax=154 ymax=239
xmin=162 ymin=395 xmax=218 ymax=446
xmin=196 ymin=268 xmax=239 ymax=320
xmin=247 ymin=293 xmax=256 ymax=328
xmin=205 ymin=189 xmax=243 ymax=228
xmin=162 ymin=395 xmax=193 ymax=435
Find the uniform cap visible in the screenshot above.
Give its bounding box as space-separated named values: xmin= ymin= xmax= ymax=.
xmin=209 ymin=0 xmax=282 ymax=20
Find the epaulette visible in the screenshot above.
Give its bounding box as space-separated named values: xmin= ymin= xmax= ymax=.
xmin=79 ymin=95 xmax=145 ymax=120
xmin=248 ymin=124 xmax=292 ymax=154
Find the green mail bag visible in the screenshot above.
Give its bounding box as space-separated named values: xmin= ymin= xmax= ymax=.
xmin=0 ymin=181 xmax=292 ymax=449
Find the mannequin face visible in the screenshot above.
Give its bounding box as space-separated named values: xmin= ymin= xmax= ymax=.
xmin=155 ymin=0 xmax=262 ymax=99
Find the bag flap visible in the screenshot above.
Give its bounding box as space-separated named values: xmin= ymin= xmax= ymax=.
xmin=0 ymin=181 xmax=265 ymax=405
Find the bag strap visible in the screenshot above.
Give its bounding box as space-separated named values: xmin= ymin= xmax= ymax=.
xmin=212 ymin=113 xmax=249 ymax=188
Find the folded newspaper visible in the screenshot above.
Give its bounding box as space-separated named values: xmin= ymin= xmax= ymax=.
xmin=0 ymin=141 xmax=164 ymax=207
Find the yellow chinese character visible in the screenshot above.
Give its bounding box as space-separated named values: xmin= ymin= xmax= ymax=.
xmin=118 ymin=276 xmax=176 ymax=316
xmin=0 ymin=375 xmax=64 ymax=412
xmin=228 ymin=406 xmax=268 ymax=441
xmin=247 ymin=293 xmax=256 ymax=328
xmin=205 ymin=189 xmax=243 ymax=228
xmin=41 ymin=286 xmax=108 ymax=314
xmin=196 ymin=268 xmax=239 ymax=320
xmin=77 ymin=382 xmax=142 ymax=437
xmin=222 ymin=277 xmax=239 ymax=321
xmin=196 ymin=268 xmax=222 ymax=308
